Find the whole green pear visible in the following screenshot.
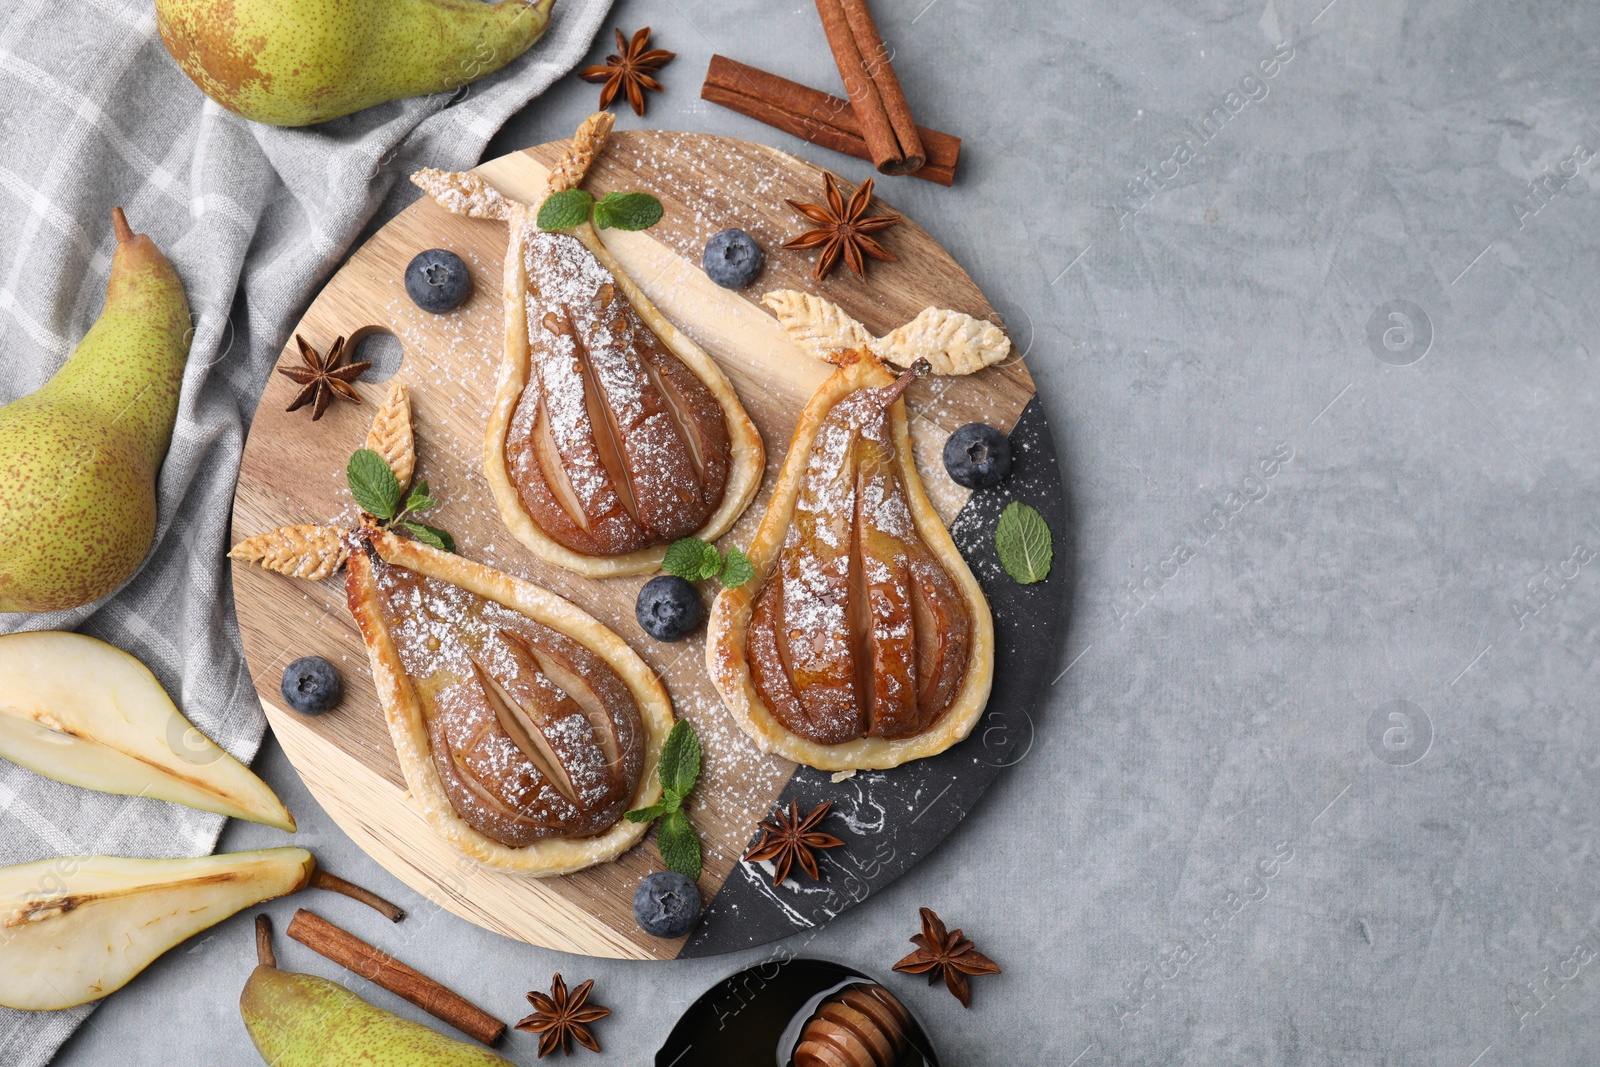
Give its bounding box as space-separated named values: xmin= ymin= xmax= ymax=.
xmin=0 ymin=210 xmax=191 ymax=614
xmin=241 ymin=917 xmax=512 ymax=1066
xmin=156 ymin=0 xmax=556 ymax=127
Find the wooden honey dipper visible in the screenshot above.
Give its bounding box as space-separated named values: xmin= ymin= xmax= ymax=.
xmin=792 ymin=983 xmax=913 ymax=1067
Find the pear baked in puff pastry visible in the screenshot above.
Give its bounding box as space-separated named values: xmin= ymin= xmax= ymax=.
xmin=706 ymin=292 xmax=1009 ymax=771
xmin=412 ymin=113 xmax=764 ymax=577
xmin=345 ymin=527 xmax=674 ymax=875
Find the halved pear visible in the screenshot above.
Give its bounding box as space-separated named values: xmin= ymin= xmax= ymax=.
xmin=0 ymin=631 xmax=294 ymax=831
xmin=0 ymin=847 xmax=315 ymax=1011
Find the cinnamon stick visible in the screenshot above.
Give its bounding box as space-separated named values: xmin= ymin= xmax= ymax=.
xmin=702 ymin=56 xmax=959 ymax=186
xmin=813 ymin=0 xmax=925 ymax=174
xmin=286 ymin=909 xmax=506 ymax=1045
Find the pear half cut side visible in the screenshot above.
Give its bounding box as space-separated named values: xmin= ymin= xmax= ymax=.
xmin=344 ymin=528 xmax=674 ymax=874
xmin=0 ymin=631 xmax=295 ymax=831
xmin=0 ymin=847 xmax=315 ymax=1011
xmin=706 ymin=352 xmax=995 ymax=771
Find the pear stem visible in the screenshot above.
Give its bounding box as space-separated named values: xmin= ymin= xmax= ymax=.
xmin=875 ymin=358 xmax=931 ymax=410
xmin=310 ymin=868 xmax=406 ymax=922
xmin=110 ymin=207 xmax=134 ymax=245
xmin=255 ymin=914 xmax=277 ymax=969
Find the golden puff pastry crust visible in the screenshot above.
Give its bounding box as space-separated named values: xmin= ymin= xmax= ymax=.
xmin=413 ymin=118 xmax=764 ymax=578
xmin=345 ymin=527 xmax=674 ymax=875
xmin=705 ymin=353 xmax=995 ymax=771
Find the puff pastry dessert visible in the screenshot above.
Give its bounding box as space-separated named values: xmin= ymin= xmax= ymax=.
xmin=707 ymin=331 xmax=996 ymax=771
xmin=412 ymin=114 xmax=764 ymax=577
xmin=346 ymin=527 xmax=674 ymax=874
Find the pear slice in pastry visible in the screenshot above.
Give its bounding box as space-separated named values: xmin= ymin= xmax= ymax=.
xmin=345 ymin=527 xmax=674 ymax=874
xmin=706 ymin=351 xmax=994 ymax=771
xmin=412 ymin=113 xmax=764 ymax=577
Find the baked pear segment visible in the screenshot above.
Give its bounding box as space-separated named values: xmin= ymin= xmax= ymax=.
xmin=706 ymin=351 xmax=994 ymax=771
xmin=345 ymin=528 xmax=673 ymax=875
xmin=504 ymin=232 xmax=732 ymax=557
xmin=411 ymin=113 xmax=763 ymax=578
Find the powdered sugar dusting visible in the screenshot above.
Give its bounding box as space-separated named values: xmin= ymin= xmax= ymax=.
xmin=371 ymin=558 xmax=640 ymax=840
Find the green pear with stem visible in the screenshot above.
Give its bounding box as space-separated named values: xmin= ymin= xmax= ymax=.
xmin=156 ymin=0 xmax=556 ymax=127
xmin=0 ymin=208 xmax=191 ymax=613
xmin=242 ymin=916 xmax=512 ymax=1066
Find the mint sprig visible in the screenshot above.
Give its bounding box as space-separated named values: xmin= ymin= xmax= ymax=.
xmin=994 ymin=501 xmax=1052 ymax=584
xmin=593 ymin=191 xmax=664 ymax=231
xmin=347 ymin=449 xmax=400 ymax=520
xmin=346 ymin=451 xmax=456 ymax=553
xmin=720 ymin=546 xmax=755 ymax=589
xmin=536 ymin=189 xmax=593 ymax=231
xmin=662 ymin=537 xmax=755 ymax=588
xmin=625 ymin=719 xmax=703 ymax=880
xmin=536 ymin=188 xmax=664 ymax=233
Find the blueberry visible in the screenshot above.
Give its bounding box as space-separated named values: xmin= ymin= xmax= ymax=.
xmin=281 ymin=656 xmax=342 ymax=715
xmin=942 ymin=423 xmax=1013 ymax=489
xmin=702 ymin=229 xmax=763 ymax=289
xmin=634 ymin=870 xmax=702 ymax=938
xmin=636 ymin=575 xmax=704 ymax=641
xmin=405 ymin=248 xmax=472 ymax=313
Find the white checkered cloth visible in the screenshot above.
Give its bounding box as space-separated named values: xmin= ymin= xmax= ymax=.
xmin=0 ymin=0 xmax=612 ymax=1061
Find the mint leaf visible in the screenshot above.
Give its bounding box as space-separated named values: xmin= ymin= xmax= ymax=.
xmin=658 ymin=719 xmax=701 ymax=796
xmin=720 ymin=546 xmax=755 ymax=588
xmin=625 ymin=801 xmax=669 ymax=823
xmin=400 ymin=521 xmax=455 ymax=554
xmin=347 ymin=449 xmax=401 ymax=521
xmin=592 ymin=191 xmax=663 ymax=231
xmin=994 ymin=501 xmax=1052 ymax=584
xmin=537 ymin=189 xmax=594 ymax=231
xmin=657 ymin=808 xmax=701 ymax=881
xmin=663 ymin=537 xmax=723 ymax=582
xmin=403 ymin=480 xmax=436 ymax=515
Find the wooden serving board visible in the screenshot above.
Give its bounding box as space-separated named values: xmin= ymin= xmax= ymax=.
xmin=231 ymin=130 xmax=1060 ymax=960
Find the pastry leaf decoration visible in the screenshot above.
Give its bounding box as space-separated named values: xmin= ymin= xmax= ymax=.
xmin=346 ymin=451 xmax=456 ymax=553
xmin=625 ymin=719 xmax=703 ymax=881
xmin=228 ymin=524 xmax=349 ymax=581
xmin=662 ymin=537 xmax=753 ymax=587
xmin=994 ymin=501 xmax=1052 ymax=585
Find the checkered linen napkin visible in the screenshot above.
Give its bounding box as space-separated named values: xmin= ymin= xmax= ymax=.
xmin=0 ymin=0 xmax=612 ymax=1061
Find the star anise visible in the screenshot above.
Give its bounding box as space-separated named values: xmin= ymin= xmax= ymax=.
xmin=782 ymin=173 xmax=902 ymax=282
xmin=578 ymin=27 xmax=675 ymax=116
xmin=278 ymin=334 xmax=369 ymax=421
xmin=515 ymin=974 xmax=611 ymax=1058
xmin=742 ymin=800 xmax=844 ymax=886
xmin=891 ymin=907 xmax=1001 ymax=1008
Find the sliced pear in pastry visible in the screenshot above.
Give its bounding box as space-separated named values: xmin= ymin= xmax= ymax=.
xmin=344 ymin=527 xmax=674 ymax=874
xmin=0 ymin=630 xmax=295 ymax=831
xmin=706 ymin=352 xmax=994 ymax=771
xmin=0 ymin=848 xmax=315 ymax=1011
xmin=411 ymin=113 xmax=764 ymax=577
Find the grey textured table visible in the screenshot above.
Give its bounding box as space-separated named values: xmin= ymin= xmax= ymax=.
xmin=56 ymin=0 xmax=1600 ymax=1063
